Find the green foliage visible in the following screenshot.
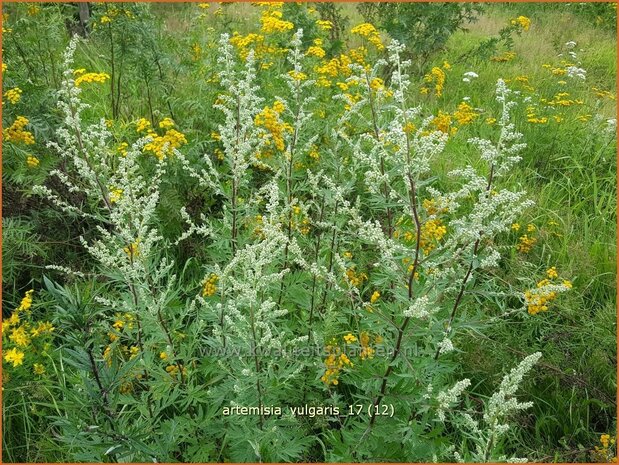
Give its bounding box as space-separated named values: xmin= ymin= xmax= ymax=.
xmin=357 ymin=2 xmax=483 ymax=70
xmin=2 ymin=2 xmax=616 ymax=463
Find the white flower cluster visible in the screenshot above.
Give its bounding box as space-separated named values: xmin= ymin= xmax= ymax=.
xmin=445 ymin=353 xmax=542 ymax=462
xmin=436 ymin=378 xmax=471 ymax=421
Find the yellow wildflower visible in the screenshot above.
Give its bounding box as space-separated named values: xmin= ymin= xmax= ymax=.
xmin=453 ymin=101 xmax=478 ymax=125
xmin=136 ymin=118 xmax=151 ymax=133
xmin=202 ymin=273 xmax=219 ymax=297
xmin=123 ymin=239 xmax=140 ymax=258
xmin=350 ymin=23 xmax=384 ymax=50
xmin=516 ymin=234 xmax=537 ymax=253
xmin=260 ymin=8 xmax=294 ymax=34
xmin=9 ymin=326 xmax=30 ymax=347
xmin=4 ymin=348 xmax=25 ymax=367
xmin=423 ymin=67 xmax=446 ymax=97
xmin=74 ymin=72 xmax=110 ymax=87
xmin=26 ymin=156 xmax=40 ymax=168
xmin=4 ymin=116 xmax=35 ymax=145
xmin=4 ymin=87 xmax=22 ymax=104
xmin=17 ymin=290 xmax=34 ymax=313
xmin=511 ymin=15 xmax=531 ymax=31
xmin=159 ymin=117 xmax=175 ymax=129
xmin=316 ymin=19 xmax=332 ymax=31
xmin=546 ymin=267 xmax=558 ymax=279
xmin=109 ymin=187 xmax=123 ymax=204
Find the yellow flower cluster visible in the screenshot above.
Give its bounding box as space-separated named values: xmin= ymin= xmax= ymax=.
xmin=97 ymin=6 xmax=134 ymax=25
xmin=4 ymin=348 xmax=24 ymax=368
xmin=321 ymin=339 xmax=353 ymax=386
xmin=117 ymin=142 xmax=129 ymax=156
xmin=370 ymin=290 xmax=380 ymax=304
xmin=349 ymin=46 xmax=367 ymax=65
xmin=26 ymin=155 xmax=40 ymax=168
xmin=359 ymin=331 xmax=375 ymax=360
xmin=316 ymin=19 xmax=332 ymax=31
xmin=4 ymin=87 xmax=22 ymax=104
xmin=142 ymin=120 xmax=188 ymax=160
xmin=308 ymin=144 xmax=320 ymax=161
xmin=3 ymin=290 xmax=54 ymax=370
xmin=159 ymin=117 xmax=175 ymax=129
xmin=9 ymin=326 xmax=30 ymax=347
xmin=306 ymin=38 xmax=326 ymax=58
xmin=420 ymin=218 xmax=447 ymax=254
xmin=229 ymin=32 xmax=286 ymax=63
xmin=290 ymin=204 xmax=310 ymax=234
xmin=421 ymin=66 xmax=446 ymax=97
xmin=288 ymin=70 xmax=307 ymax=82
xmin=13 ymin=291 xmax=34 ymax=316
xmin=511 ymin=15 xmax=531 ymax=31
xmin=515 ymin=223 xmax=537 ymax=253
xmin=104 ymin=313 xmax=138 ymax=367
xmin=259 ymin=6 xmax=293 ymax=34
xmin=350 ymin=23 xmax=384 ymax=50
xmin=490 ymin=51 xmax=516 ymax=63
xmin=136 ymin=117 xmax=151 ymax=133
xmin=423 ymin=198 xmax=448 ymax=216
xmin=314 ymin=54 xmax=353 ymax=87
xmin=526 ymin=106 xmax=548 ymax=124
xmin=343 ymin=333 xmax=357 ymax=344
xmin=191 ymin=42 xmax=202 ymax=62
xmin=592 ymin=86 xmax=615 ymax=100
xmin=166 ymin=363 xmax=187 ymax=380
xmin=514 ymin=75 xmax=535 ymax=92
xmin=202 ymin=273 xmax=219 ymax=297
xmin=255 ymin=101 xmax=291 ymax=152
xmin=108 ymin=187 xmax=123 ymax=203
xmin=74 ymin=70 xmax=111 ymax=87
xmin=2 ymin=13 xmax=12 ymax=34
xmin=524 ymin=268 xmax=572 ymax=315
xmin=453 ymin=101 xmax=479 ymax=125
xmin=542 ymin=92 xmax=583 ymax=107
xmin=111 ymin=312 xmax=136 ymax=333
xmin=592 ymin=434 xmax=617 ymax=463
xmin=4 ymin=116 xmax=35 ymax=145
xmin=345 ymin=267 xmax=367 ymax=288
xmin=123 ymin=239 xmax=140 ymax=258
xmin=432 ymin=111 xmax=456 ymax=135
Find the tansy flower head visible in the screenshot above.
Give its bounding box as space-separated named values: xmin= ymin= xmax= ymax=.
xmin=511 ymin=15 xmax=531 ymax=31
xmin=159 ymin=117 xmax=175 ymax=129
xmin=4 ymin=87 xmax=22 ymax=104
xmin=74 ymin=72 xmax=110 ymax=87
xmin=26 ymin=155 xmax=40 ymax=168
xmin=202 ymin=273 xmax=219 ymax=297
xmin=136 ymin=118 xmax=151 ymax=133
xmin=350 ymin=23 xmax=384 ymax=50
xmin=4 ymin=116 xmax=35 ymax=145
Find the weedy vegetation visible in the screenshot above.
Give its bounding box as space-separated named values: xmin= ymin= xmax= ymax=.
xmin=2 ymin=2 xmax=616 ymax=462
